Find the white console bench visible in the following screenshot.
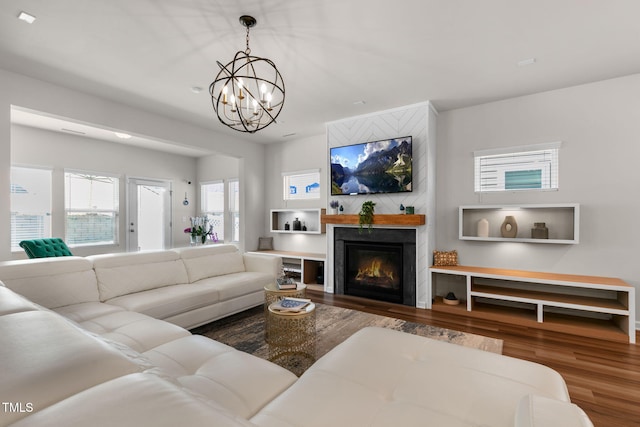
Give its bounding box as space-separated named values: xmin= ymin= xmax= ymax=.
xmin=428 ymin=265 xmax=636 ymax=343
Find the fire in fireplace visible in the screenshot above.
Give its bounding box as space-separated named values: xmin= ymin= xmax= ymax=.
xmin=345 ymin=243 xmax=403 ymax=303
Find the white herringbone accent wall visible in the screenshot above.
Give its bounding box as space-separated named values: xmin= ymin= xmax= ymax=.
xmin=325 ymin=102 xmax=436 ymax=308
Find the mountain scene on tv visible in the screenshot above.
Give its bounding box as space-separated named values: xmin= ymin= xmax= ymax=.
xmin=331 ymin=137 xmax=412 ymax=195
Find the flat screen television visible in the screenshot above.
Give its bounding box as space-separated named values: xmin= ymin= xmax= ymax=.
xmin=330 ymin=136 xmax=412 ymax=196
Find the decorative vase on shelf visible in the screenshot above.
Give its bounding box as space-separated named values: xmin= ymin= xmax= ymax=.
xmin=477 ymin=218 xmax=489 ymax=237
xmin=284 ymin=221 xmax=290 ymax=231
xmin=500 ymin=216 xmax=518 ymax=238
xmin=531 ymin=222 xmax=549 ymax=239
xmin=190 ymin=234 xmax=197 ymax=245
xmin=293 ymin=217 xmax=302 ymax=231
xmin=329 ymin=208 xmax=338 ymax=215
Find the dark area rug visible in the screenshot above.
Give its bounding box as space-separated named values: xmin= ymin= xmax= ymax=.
xmin=192 ymin=303 xmax=503 ymax=375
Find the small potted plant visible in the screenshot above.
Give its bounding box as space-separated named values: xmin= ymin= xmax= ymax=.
xmin=358 ymin=200 xmax=376 ymax=233
xmin=329 ymin=200 xmax=339 ymax=215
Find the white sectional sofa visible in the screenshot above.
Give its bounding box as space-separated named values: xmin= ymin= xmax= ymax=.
xmin=0 ymin=245 xmax=593 ymax=427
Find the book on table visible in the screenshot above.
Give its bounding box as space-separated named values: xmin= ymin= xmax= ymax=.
xmin=270 ymin=297 xmax=311 ymax=312
xmin=276 ymin=277 xmax=297 ymax=290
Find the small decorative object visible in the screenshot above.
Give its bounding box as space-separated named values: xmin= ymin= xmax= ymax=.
xmin=339 ymin=205 xmax=344 ymax=214
xmin=477 ymin=218 xmax=489 ymax=237
xmin=302 ymin=222 xmax=307 ymax=231
xmin=258 ymin=237 xmax=274 ymax=250
xmin=500 ymin=215 xmax=518 ymax=238
xmin=433 ymin=250 xmax=458 ymax=266
xmin=182 ymin=192 xmax=189 ymax=206
xmin=284 ymin=221 xmax=290 ymax=230
xmin=531 ymin=222 xmax=549 ymax=239
xmin=358 ymin=200 xmax=376 ymax=233
xmin=405 ymin=206 xmax=415 ymax=214
xmin=443 ymin=292 xmax=460 ymax=306
xmin=293 ymin=217 xmax=302 ymax=231
xmin=329 ymin=200 xmax=339 ymax=214
xmin=399 ymin=204 xmax=405 ymax=213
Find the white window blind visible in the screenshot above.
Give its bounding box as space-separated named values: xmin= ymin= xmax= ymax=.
xmin=65 ymin=171 xmax=119 ymax=246
xmin=474 ymin=142 xmax=561 ymax=193
xmin=10 ymin=167 xmax=52 ymax=250
xmin=201 ymin=181 xmax=225 ymax=241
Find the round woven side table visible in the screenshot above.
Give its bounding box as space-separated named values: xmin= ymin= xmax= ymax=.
xmin=267 ymin=302 xmax=316 ymax=376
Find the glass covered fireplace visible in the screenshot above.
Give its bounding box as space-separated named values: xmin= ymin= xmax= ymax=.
xmin=345 ymin=242 xmax=403 ymax=303
xmin=334 ymin=227 xmax=416 ymax=306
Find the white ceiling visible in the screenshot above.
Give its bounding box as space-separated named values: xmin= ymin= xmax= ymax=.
xmin=2 ymin=0 xmax=640 ymax=154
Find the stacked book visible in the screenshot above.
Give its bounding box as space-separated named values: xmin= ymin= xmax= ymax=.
xmin=276 ymin=277 xmax=297 ymax=290
xmin=270 ymin=297 xmax=311 ymax=313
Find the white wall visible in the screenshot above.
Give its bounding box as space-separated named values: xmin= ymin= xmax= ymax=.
xmin=263 ymin=134 xmax=327 ymax=254
xmin=436 ymin=73 xmax=640 ymax=325
xmin=10 ymin=124 xmax=196 ymax=257
xmin=0 ymin=68 xmax=267 ymax=260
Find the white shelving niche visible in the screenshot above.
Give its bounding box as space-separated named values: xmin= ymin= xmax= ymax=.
xmin=459 ymin=203 xmax=579 ymax=244
xmin=270 ymin=208 xmax=326 ymax=234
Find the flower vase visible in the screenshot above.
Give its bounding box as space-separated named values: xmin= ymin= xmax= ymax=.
xmin=190 ymin=234 xmax=197 ymax=245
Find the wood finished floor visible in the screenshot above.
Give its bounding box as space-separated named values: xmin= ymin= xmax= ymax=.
xmin=307 ymin=289 xmax=640 ymax=427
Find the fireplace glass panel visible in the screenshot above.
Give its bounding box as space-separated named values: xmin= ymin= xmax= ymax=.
xmin=345 ymin=242 xmax=403 ymax=303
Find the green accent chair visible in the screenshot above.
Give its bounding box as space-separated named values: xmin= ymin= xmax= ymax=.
xmin=19 ymin=238 xmax=73 ymax=259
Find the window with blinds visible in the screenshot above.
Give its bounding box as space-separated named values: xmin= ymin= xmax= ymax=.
xmin=65 ymin=171 xmax=119 ymax=246
xmin=474 ymin=142 xmax=561 ymax=193
xmin=10 ymin=167 xmax=52 ymax=250
xmin=283 ymin=169 xmax=320 ymax=200
xmin=228 ymin=179 xmax=240 ymax=242
xmin=201 ymin=181 xmax=225 ymax=241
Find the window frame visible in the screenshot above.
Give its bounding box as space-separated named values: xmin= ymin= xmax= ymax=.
xmin=282 ymin=169 xmax=321 ymax=201
xmin=64 ymin=169 xmax=120 ymax=247
xmin=473 ymin=142 xmax=561 ymax=193
xmin=10 ymin=166 xmax=53 ymax=251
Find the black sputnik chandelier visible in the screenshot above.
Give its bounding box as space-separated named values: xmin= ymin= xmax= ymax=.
xmin=209 ymin=15 xmax=285 ymax=133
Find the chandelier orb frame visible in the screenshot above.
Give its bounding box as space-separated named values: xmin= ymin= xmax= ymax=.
xmin=209 ymin=15 xmax=285 ymax=133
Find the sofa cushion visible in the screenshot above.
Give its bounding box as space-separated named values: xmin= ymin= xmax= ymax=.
xmin=251 ymin=327 xmax=570 ymax=427
xmin=90 ymin=251 xmax=189 ymax=301
xmin=0 ymin=257 xmax=99 ymax=308
xmin=144 ymin=335 xmax=297 ymax=418
xmin=195 ymin=271 xmax=274 ymax=302
xmin=0 ymin=310 xmax=142 ymax=426
xmin=0 ymin=285 xmax=41 ymax=315
xmin=78 ymin=310 xmax=191 ymax=353
xmin=515 ymin=394 xmax=594 ymax=427
xmin=53 ymin=301 xmax=126 ymax=323
xmin=105 ymin=283 xmax=220 ymax=320
xmin=174 ymin=245 xmax=246 ymax=283
xmin=9 ymin=373 xmax=260 ymax=427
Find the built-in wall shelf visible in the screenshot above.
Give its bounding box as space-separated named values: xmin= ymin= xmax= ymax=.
xmin=321 ymin=214 xmax=425 ymax=227
xmin=459 ymin=203 xmax=579 ymax=244
xmin=247 ymin=250 xmax=326 ymax=286
xmin=270 ymin=209 xmax=326 ymax=234
xmin=428 ymin=265 xmax=635 ymax=343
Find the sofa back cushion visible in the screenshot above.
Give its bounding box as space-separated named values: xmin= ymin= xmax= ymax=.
xmin=0 ymin=257 xmax=99 ymax=309
xmin=173 ymin=244 xmax=246 ymax=283
xmin=90 ymin=251 xmax=189 ymax=301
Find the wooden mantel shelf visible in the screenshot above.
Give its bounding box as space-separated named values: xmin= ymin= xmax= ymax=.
xmin=321 ymin=214 xmax=426 ymax=226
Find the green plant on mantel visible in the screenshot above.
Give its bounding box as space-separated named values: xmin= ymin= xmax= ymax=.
xmin=358 ymin=201 xmax=376 ymax=233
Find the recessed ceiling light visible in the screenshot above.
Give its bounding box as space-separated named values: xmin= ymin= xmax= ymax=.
xmin=18 ymin=11 xmax=36 ymax=24
xmin=282 ymin=133 xmax=297 ymax=138
xmin=517 ymin=58 xmax=536 ymax=67
xmin=191 ymin=86 xmax=203 ymax=94
xmin=353 ymin=100 xmax=366 ymax=105
xmin=114 ymin=132 xmax=132 ymax=139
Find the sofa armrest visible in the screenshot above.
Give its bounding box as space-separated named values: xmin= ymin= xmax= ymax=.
xmin=515 ymin=395 xmax=594 ymax=427
xmin=243 ymin=253 xmax=282 ymax=278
